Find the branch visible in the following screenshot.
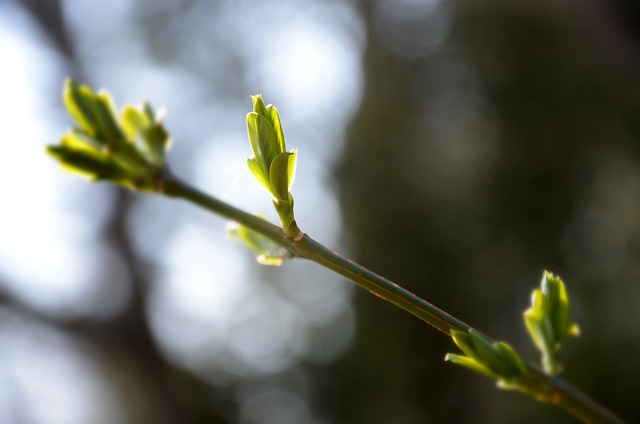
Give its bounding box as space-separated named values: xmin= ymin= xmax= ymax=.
xmin=47 ymin=81 xmax=626 ymax=424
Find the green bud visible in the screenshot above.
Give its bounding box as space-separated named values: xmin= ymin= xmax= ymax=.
xmin=524 ymin=271 xmax=580 ymax=375
xmin=447 ymin=329 xmax=527 ymax=384
xmin=245 ymin=95 xmax=300 ymax=237
xmin=49 ymin=79 xmax=171 ymax=192
xmin=247 ymin=112 xmax=280 ymax=175
xmin=246 ymin=95 xmax=296 ymax=201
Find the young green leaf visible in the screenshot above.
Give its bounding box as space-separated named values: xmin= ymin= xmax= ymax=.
xmin=447 ymin=330 xmax=527 ymax=383
xmin=251 ymin=94 xmax=270 ymax=120
xmin=450 ymin=329 xmax=476 ymax=358
xmin=247 ymin=112 xmax=280 ymax=176
xmin=95 ymin=91 xmax=124 ymax=141
xmin=269 ymin=150 xmax=297 ymax=201
xmin=494 ymin=341 xmax=527 ymax=377
xmin=143 ymin=121 xmax=170 ymax=165
xmin=121 ymin=103 xmax=170 ymax=166
xmin=121 ymin=105 xmax=151 ymax=145
xmin=247 ymin=157 xmax=271 ymax=192
xmin=47 ymin=144 xmax=126 ymax=183
xmin=63 ymin=78 xmax=99 ymax=138
xmin=266 ymin=104 xmax=286 ymax=153
xmin=59 ymin=130 xmax=103 ymax=156
xmin=444 ymin=353 xmax=498 ymax=379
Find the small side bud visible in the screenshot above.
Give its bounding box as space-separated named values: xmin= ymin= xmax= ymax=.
xmin=227 ymin=217 xmax=291 ymax=266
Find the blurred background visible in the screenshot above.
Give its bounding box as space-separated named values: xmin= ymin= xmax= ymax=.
xmin=1 ymin=0 xmax=639 ymax=422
